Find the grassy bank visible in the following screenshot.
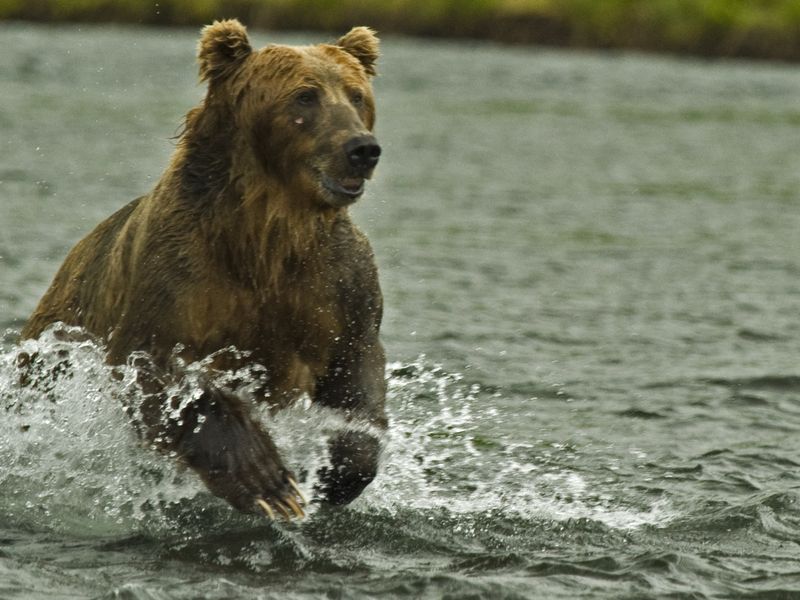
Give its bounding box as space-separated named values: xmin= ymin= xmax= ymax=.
xmin=2 ymin=0 xmax=800 ymax=61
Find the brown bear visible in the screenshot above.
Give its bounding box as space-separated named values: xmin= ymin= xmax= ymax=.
xmin=20 ymin=19 xmax=387 ymax=520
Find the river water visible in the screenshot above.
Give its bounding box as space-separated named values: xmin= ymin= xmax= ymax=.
xmin=1 ymin=23 xmax=800 ymax=599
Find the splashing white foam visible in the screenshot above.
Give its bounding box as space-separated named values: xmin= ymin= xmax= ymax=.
xmin=362 ymin=355 xmax=676 ymax=530
xmin=0 ymin=329 xmax=673 ymax=537
xmin=0 ymin=326 xmax=204 ymax=536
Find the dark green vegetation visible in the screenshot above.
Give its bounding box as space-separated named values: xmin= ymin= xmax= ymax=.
xmin=2 ymin=0 xmax=800 ymax=60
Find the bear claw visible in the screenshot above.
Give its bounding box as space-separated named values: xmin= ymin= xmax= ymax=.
xmin=285 ymin=496 xmax=305 ymax=518
xmin=288 ymin=477 xmax=308 ymax=505
xmin=256 ymin=498 xmax=276 ymax=520
xmin=255 ymin=477 xmax=307 ymax=521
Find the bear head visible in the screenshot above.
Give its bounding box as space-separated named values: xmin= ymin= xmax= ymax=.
xmin=196 ymin=19 xmax=381 ymax=209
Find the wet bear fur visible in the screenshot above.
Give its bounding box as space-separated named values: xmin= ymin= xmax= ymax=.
xmin=21 ymin=20 xmax=387 ymax=515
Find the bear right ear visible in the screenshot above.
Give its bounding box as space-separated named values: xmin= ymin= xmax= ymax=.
xmin=198 ymin=19 xmax=252 ymax=83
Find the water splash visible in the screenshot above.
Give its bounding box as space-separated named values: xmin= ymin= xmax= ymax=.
xmin=0 ymin=328 xmax=673 ymax=540
xmin=367 ymin=355 xmax=674 ymax=530
xmin=0 ymin=325 xmax=204 ymax=537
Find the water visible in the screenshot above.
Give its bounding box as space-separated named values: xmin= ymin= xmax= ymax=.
xmin=1 ymin=22 xmax=800 ymax=599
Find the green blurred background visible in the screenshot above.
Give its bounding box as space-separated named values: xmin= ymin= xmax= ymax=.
xmin=1 ymin=0 xmax=799 ymax=61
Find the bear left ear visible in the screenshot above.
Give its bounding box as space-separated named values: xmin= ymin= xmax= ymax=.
xmin=337 ymin=27 xmax=380 ymax=76
xmin=198 ymin=19 xmax=252 ymax=83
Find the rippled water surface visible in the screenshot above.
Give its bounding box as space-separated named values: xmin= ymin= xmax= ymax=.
xmin=2 ymin=23 xmax=800 ymax=599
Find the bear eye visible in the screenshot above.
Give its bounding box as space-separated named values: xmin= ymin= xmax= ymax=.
xmin=351 ymin=90 xmax=365 ymax=107
xmin=295 ymin=89 xmax=318 ymax=107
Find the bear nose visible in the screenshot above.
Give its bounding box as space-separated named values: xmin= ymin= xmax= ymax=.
xmin=344 ymin=135 xmax=381 ymax=171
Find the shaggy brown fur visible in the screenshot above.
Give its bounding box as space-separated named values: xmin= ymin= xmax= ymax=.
xmin=21 ymin=20 xmax=387 ymax=516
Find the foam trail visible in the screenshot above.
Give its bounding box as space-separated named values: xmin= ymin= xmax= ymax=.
xmin=362 ymin=356 xmax=676 ymax=530
xmin=0 ymin=331 xmax=673 ymax=538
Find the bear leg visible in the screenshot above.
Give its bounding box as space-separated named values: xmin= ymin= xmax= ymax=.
xmin=174 ymin=385 xmax=305 ymax=517
xmin=316 ymin=430 xmax=380 ymax=506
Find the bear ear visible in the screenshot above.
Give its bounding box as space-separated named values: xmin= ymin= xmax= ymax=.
xmin=337 ymin=26 xmax=379 ymax=76
xmin=198 ymin=19 xmax=252 ymax=83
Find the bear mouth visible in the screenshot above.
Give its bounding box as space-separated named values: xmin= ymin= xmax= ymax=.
xmin=320 ymin=174 xmax=365 ymax=204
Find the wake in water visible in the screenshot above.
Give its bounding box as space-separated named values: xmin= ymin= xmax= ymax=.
xmin=0 ymin=325 xmax=672 ymax=542
xmin=0 ymin=325 xmax=204 ymax=537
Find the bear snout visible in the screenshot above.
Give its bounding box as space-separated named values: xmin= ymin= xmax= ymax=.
xmin=344 ymin=134 xmax=381 ymax=172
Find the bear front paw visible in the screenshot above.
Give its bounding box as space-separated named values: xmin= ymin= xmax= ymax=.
xmin=316 ymin=430 xmax=380 ymax=506
xmin=175 ymin=387 xmax=306 ymax=519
